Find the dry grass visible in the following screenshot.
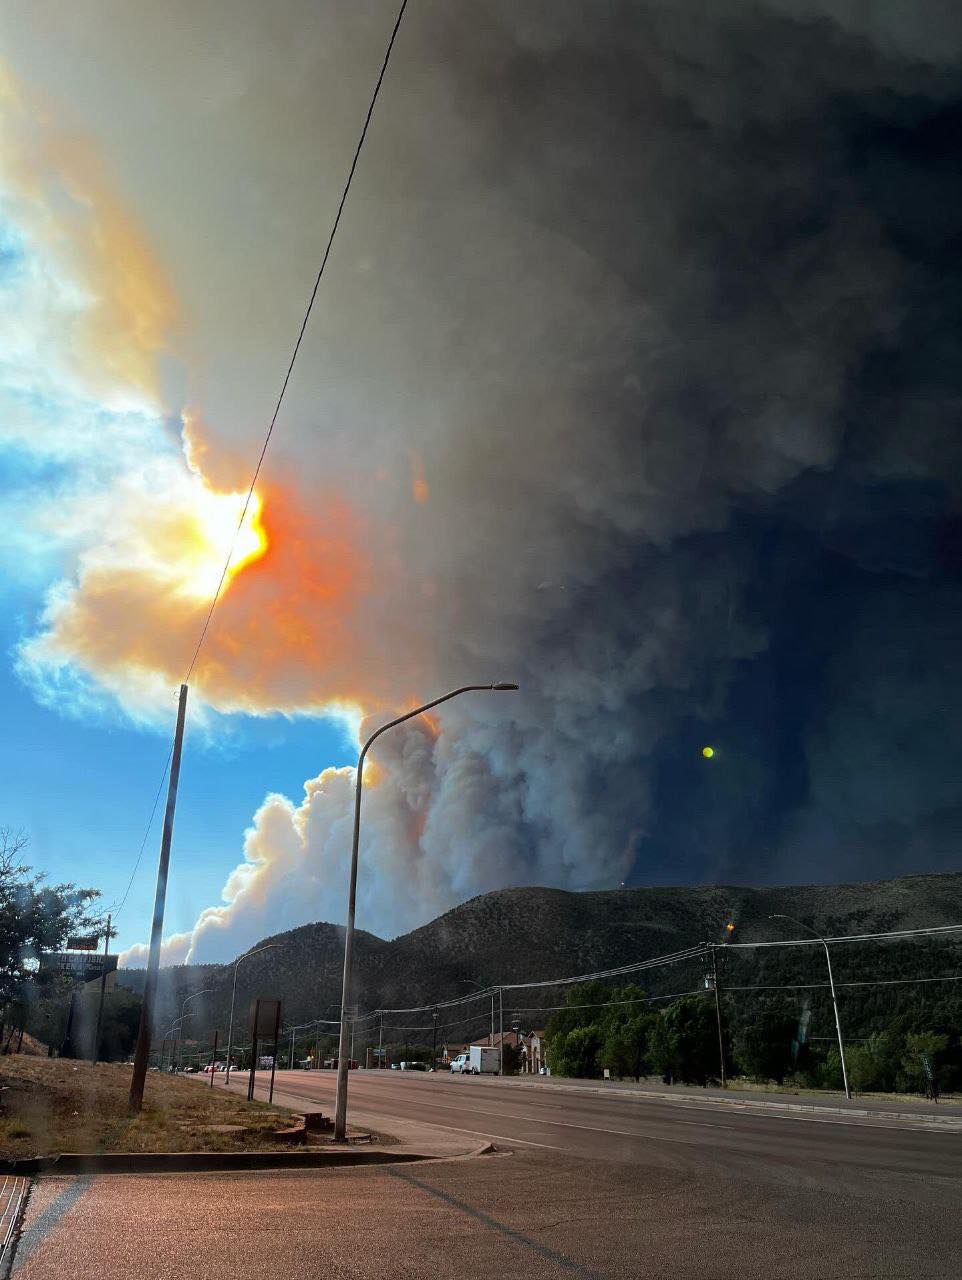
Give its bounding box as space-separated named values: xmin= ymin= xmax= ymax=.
xmin=0 ymin=1057 xmax=299 ymax=1159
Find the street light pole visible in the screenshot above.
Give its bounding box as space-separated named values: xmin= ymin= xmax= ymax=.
xmin=173 ymin=989 xmax=211 ymax=1071
xmin=770 ymin=914 xmax=850 ymax=1100
xmin=333 ymin=683 xmax=519 ymax=1140
xmin=224 ymin=944 xmax=283 ymax=1087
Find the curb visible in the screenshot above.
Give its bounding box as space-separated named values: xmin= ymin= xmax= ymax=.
xmin=510 ymin=1079 xmax=962 ymax=1128
xmin=0 ymin=1148 xmax=437 ymax=1177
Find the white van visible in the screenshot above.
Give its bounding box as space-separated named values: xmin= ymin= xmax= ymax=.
xmin=451 ymin=1045 xmax=500 ymax=1075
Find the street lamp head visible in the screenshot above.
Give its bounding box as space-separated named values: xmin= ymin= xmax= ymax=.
xmin=491 ymin=682 xmax=519 ymax=691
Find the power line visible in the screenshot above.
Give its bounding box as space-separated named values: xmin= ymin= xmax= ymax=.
xmin=343 ymin=930 xmax=962 ymax=1032
xmin=110 ymin=743 xmax=174 ymax=919
xmin=116 ymin=0 xmax=410 ymax=922
xmin=182 ymin=0 xmax=409 ymax=684
xmin=371 ymin=946 xmax=710 ymax=1015
xmin=502 ymin=947 xmax=709 ymax=993
xmin=724 ymin=923 xmax=962 ymax=949
xmin=724 ymin=973 xmax=962 ymax=993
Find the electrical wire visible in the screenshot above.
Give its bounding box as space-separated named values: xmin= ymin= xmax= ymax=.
xmin=110 ymin=743 xmax=174 ymax=919
xmin=371 ymin=945 xmax=710 ymax=1014
xmin=115 ymin=0 xmax=410 ymax=921
xmin=182 ymin=0 xmax=408 ymax=683
xmin=723 ymin=973 xmax=962 ymax=993
xmin=723 ymin=923 xmax=962 ymax=949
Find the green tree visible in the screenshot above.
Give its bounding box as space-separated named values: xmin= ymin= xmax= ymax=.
xmin=735 ymin=1012 xmax=797 ymax=1084
xmin=650 ymin=995 xmax=725 ymax=1085
xmin=901 ymin=1032 xmax=949 ymax=1094
xmin=548 ymin=1025 xmax=603 ymax=1078
xmin=601 ymin=1010 xmax=658 ymax=1081
xmin=1 ymin=830 xmax=101 ymax=1037
xmin=844 ymin=1044 xmax=880 ymax=1094
xmin=501 ymin=1041 xmax=522 ymax=1075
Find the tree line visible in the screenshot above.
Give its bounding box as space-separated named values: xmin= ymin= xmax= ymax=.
xmin=545 ymin=978 xmax=962 ymax=1095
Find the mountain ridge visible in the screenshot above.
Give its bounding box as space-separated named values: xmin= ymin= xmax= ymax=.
xmin=119 ymin=871 xmax=962 ymax=1040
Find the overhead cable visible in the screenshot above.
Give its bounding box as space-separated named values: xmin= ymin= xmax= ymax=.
xmin=116 ymin=0 xmax=410 ymax=920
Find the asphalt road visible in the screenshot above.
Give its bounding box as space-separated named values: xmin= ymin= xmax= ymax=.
xmin=10 ymin=1073 xmax=961 ymax=1279
xmin=245 ymin=1067 xmax=962 ymax=1186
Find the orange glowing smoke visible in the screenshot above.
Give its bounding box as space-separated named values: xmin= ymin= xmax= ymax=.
xmin=183 ymin=484 xmax=375 ymax=711
xmin=410 ymin=451 xmax=430 ymax=505
xmin=178 ymin=489 xmax=268 ymax=599
xmin=24 ymin=475 xmax=378 ymax=718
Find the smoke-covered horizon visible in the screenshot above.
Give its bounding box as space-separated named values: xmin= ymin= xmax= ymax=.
xmin=2 ymin=2 xmax=961 ymax=965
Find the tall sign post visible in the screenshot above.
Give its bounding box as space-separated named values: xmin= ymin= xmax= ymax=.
xmin=247 ymin=998 xmax=281 ymax=1102
xmin=128 ymin=684 xmax=189 ymax=1112
xmin=209 ymin=1029 xmax=220 ymax=1089
xmin=91 ymin=914 xmax=112 ymax=1064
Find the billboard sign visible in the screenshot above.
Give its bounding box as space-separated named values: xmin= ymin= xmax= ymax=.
xmin=67 ymin=936 xmax=100 ymax=952
xmin=40 ymin=952 xmax=118 ymax=985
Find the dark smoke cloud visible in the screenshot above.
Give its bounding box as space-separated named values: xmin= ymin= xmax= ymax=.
xmin=8 ymin=0 xmax=960 ymax=957
xmin=397 ymin=0 xmax=962 ymax=893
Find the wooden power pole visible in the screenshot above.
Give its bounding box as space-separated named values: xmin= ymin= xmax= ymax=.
xmin=128 ymin=684 xmax=189 ymax=1112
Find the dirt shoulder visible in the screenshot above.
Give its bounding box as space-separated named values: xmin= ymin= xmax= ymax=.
xmin=0 ymin=1057 xmax=301 ymax=1158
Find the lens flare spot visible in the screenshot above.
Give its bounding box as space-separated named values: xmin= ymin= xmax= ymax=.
xmin=702 ymin=745 xmax=715 ymax=759
xmin=179 ymin=489 xmax=268 ymax=599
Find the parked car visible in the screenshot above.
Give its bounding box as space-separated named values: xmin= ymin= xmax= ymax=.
xmin=400 ymin=1060 xmax=428 ymax=1071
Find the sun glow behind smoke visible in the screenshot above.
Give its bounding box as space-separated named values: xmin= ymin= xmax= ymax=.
xmin=178 ymin=489 xmax=268 ymax=599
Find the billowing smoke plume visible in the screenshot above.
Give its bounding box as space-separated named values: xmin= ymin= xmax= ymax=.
xmin=3 ymin=2 xmax=961 ymax=962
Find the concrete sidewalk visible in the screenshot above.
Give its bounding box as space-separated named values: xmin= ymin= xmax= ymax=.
xmin=209 ymin=1072 xmax=490 ymax=1157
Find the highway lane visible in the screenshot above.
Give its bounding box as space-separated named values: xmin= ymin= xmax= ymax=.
xmin=235 ymin=1069 xmax=962 ymax=1200
xmin=11 ymin=1074 xmax=961 ymax=1279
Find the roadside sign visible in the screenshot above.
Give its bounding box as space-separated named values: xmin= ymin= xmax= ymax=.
xmin=249 ymin=998 xmax=281 ymax=1040
xmin=248 ymin=998 xmax=282 ymax=1103
xmin=40 ymin=952 xmax=118 ymax=986
xmin=67 ymin=936 xmax=99 ymax=951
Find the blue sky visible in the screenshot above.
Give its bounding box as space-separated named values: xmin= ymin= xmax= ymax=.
xmin=0 ymin=584 xmax=354 ymax=954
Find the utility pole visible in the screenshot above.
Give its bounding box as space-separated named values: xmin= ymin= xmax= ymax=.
xmin=128 ymin=683 xmax=189 ymax=1112
xmin=92 ymin=913 xmax=112 ymax=1064
xmin=498 ymin=988 xmax=503 ymax=1075
xmin=491 ymin=991 xmax=495 ymax=1048
xmin=379 ymin=1012 xmax=384 ymax=1069
xmin=709 ymin=945 xmax=726 ymax=1087
xmin=431 ymin=1007 xmax=438 ymax=1070
xmin=290 ymin=1026 xmax=295 ymax=1071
